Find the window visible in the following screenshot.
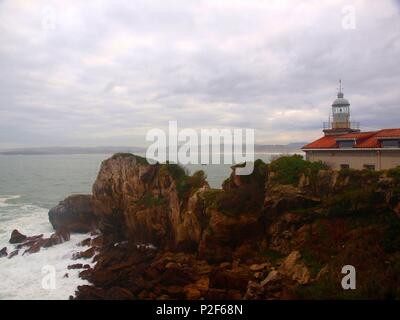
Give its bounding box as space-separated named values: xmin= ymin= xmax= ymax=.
xmin=338 ymin=140 xmax=355 ymax=148
xmin=364 ymin=164 xmax=375 ymax=171
xmin=381 ymin=139 xmax=400 ymax=148
xmin=340 ymin=164 xmax=350 ymax=170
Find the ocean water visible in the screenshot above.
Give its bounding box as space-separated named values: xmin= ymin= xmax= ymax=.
xmin=0 ymin=153 xmax=292 ymax=300
xmin=0 ymin=154 xmax=107 ymax=300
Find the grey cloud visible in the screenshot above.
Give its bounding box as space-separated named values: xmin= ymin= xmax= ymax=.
xmin=0 ymin=0 xmax=399 ymax=148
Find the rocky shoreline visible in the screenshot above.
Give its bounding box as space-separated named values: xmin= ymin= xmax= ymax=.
xmin=2 ymin=153 xmax=400 ymax=299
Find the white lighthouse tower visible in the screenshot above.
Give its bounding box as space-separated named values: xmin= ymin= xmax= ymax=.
xmin=323 ymin=80 xmax=360 ymax=136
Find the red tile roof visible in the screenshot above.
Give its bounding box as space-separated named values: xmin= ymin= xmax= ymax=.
xmin=302 ymin=128 xmax=400 ymax=149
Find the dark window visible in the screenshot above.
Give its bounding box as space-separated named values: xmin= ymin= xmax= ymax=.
xmin=341 ymin=164 xmax=350 ymax=170
xmin=364 ymin=164 xmax=375 ymax=171
xmin=338 ymin=140 xmax=354 ymax=148
xmin=381 ymin=139 xmax=400 ymax=148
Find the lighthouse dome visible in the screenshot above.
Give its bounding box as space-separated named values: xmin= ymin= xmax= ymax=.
xmin=332 ymin=80 xmax=350 ymax=107
xmin=332 ymin=96 xmax=350 ymax=106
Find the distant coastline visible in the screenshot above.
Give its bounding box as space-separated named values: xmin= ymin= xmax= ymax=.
xmin=0 ymin=143 xmax=306 ymax=156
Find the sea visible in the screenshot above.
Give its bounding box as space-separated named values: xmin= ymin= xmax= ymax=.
xmin=0 ymin=153 xmax=295 ymax=300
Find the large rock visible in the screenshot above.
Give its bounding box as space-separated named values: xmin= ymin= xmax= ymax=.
xmin=49 ymin=195 xmax=97 ymax=233
xmin=91 ymin=154 xmax=208 ymax=249
xmin=0 ymin=247 xmax=7 ymax=258
xmin=9 ymin=229 xmax=27 ymax=243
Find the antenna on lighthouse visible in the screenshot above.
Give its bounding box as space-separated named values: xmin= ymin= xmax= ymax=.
xmin=337 ymin=79 xmax=344 ymax=98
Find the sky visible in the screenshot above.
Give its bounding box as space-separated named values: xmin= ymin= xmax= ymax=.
xmin=0 ymin=0 xmax=399 ymax=149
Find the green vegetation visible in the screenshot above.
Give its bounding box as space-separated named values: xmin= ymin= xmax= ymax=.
xmin=325 ymin=187 xmax=382 ymax=218
xmin=160 ymin=163 xmax=208 ymax=201
xmin=268 ymin=154 xmax=328 ymax=186
xmin=301 ymin=248 xmax=325 ymax=278
xmin=380 ymin=212 xmax=400 ymax=254
xmin=261 ymin=249 xmax=284 ymax=263
xmin=159 ymin=162 xmax=188 ymax=181
xmin=233 ymin=159 xmax=268 ymax=186
xmin=111 ymin=153 xmax=149 ymax=165
xmin=176 ymin=170 xmax=208 ymax=200
xmin=387 ymin=166 xmax=400 ymax=183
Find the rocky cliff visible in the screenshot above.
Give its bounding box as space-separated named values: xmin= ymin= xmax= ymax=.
xmin=45 ymin=154 xmax=400 ymax=299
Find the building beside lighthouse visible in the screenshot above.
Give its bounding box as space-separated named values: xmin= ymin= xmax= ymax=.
xmin=302 ymin=81 xmax=400 ymax=170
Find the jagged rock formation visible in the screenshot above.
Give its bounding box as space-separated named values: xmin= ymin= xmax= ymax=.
xmin=6 ymin=229 xmax=71 ymax=257
xmin=46 ymin=153 xmax=400 ymax=299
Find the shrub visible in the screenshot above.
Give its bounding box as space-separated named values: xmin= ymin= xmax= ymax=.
xmin=388 ymin=166 xmax=400 ymax=183
xmin=380 ymin=212 xmax=400 ymax=254
xmin=160 ymin=162 xmax=188 ymax=181
xmin=268 ymin=154 xmax=328 ymax=186
xmin=325 ymin=187 xmax=382 ymax=218
xmin=176 ymin=170 xmax=208 ymax=200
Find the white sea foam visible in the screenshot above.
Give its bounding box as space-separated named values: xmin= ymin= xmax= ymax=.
xmin=0 ymin=195 xmax=20 ymax=207
xmin=0 ymin=201 xmax=94 ymax=300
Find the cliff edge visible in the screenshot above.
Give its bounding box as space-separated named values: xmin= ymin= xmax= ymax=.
xmin=46 ymin=154 xmax=400 ymax=299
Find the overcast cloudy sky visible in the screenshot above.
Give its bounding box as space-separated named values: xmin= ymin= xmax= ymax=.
xmin=0 ymin=0 xmax=399 ymax=148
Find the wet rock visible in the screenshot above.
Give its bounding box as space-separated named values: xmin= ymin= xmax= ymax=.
xmin=73 ymin=247 xmax=96 ymax=260
xmin=41 ymin=238 xmax=55 ymax=248
xmin=8 ymin=249 xmax=19 ymax=259
xmin=51 ymin=228 xmax=71 ymax=244
xmin=68 ymin=263 xmax=85 ymax=270
xmin=48 ymin=194 xmax=97 ymax=233
xmin=75 ymin=285 xmax=106 ymax=300
xmin=79 ymin=238 xmax=92 ymax=247
xmin=9 ymin=229 xmax=27 ymax=244
xmin=0 ymin=247 xmax=7 ymax=258
xmin=23 ymin=240 xmax=44 ymax=255
xmin=91 ymin=236 xmax=103 ymax=248
xmin=15 ymin=234 xmax=44 ymax=249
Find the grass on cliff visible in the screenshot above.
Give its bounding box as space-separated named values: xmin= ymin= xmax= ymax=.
xmin=160 ymin=162 xmax=208 ymax=201
xmin=295 ymin=209 xmax=400 ymax=299
xmin=110 ymin=153 xmax=149 ymax=165
xmin=268 ymin=154 xmax=328 ymax=186
xmin=325 ymin=187 xmax=383 ymax=218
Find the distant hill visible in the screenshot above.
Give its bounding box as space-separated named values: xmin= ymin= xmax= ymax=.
xmin=0 ymin=143 xmax=306 ymax=155
xmin=254 ymin=142 xmax=306 ymax=153
xmin=0 ymin=146 xmax=146 ymax=155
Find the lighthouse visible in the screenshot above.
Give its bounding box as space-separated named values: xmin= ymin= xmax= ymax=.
xmin=323 ymin=80 xmax=360 ymax=136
